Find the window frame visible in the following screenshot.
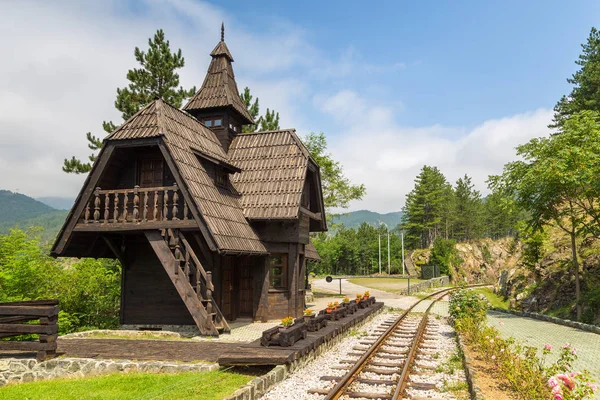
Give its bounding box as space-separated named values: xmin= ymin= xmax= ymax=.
xmin=269 ymin=253 xmax=288 ymax=290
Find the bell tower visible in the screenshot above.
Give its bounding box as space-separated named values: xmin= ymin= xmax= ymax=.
xmin=183 ymin=23 xmax=254 ymax=152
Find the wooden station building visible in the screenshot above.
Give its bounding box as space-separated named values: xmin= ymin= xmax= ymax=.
xmin=51 ymin=26 xmax=327 ymax=336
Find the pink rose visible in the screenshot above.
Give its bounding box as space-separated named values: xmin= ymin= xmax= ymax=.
xmin=544 ymin=343 xmax=552 ymax=351
xmin=556 ymin=374 xmax=575 ymax=390
xmin=548 ymin=377 xmax=558 ymax=388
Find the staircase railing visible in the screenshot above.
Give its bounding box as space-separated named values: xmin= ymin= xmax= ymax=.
xmin=167 ymin=229 xmax=230 ymax=334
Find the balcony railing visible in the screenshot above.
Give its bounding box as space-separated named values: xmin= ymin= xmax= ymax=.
xmin=80 ymin=184 xmax=193 ymax=225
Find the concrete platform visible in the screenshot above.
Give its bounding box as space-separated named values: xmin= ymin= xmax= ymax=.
xmin=218 ymin=302 xmax=384 ymax=366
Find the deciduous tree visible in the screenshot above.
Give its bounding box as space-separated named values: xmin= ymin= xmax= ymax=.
xmin=489 ymin=111 xmax=600 ymax=320
xmin=302 ymin=132 xmax=366 ymax=212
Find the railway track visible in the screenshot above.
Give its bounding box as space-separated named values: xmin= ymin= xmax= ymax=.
xmin=308 ymin=285 xmax=484 ymax=400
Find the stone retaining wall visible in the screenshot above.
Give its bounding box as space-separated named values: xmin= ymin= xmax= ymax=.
xmin=0 ymin=357 xmax=217 ymax=388
xmin=491 ymin=308 xmax=600 ymax=335
xmin=223 ymin=305 xmax=385 ymax=400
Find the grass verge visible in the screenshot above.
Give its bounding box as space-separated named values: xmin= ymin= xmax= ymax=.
xmin=347 ymin=277 xmax=424 ymax=294
xmin=471 ymin=287 xmax=509 ymax=310
xmin=0 ymin=369 xmax=254 ymax=400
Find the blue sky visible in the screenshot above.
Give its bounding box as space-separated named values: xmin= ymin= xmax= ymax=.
xmin=1 ymin=1 xmax=598 ymax=212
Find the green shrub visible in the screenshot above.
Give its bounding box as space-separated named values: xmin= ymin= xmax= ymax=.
xmin=0 ymin=229 xmax=120 ymax=333
xmin=449 ymin=288 xmax=488 ymax=321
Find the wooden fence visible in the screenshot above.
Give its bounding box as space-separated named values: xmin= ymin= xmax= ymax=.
xmin=0 ymin=300 xmax=59 ymax=361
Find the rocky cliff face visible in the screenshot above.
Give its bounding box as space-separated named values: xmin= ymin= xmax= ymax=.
xmin=413 ymin=233 xmax=599 ymax=324
xmin=412 ymin=238 xmax=522 ymax=284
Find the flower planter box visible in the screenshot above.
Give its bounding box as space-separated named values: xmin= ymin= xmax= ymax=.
xmin=324 ymin=306 xmax=346 ymax=321
xmin=342 ymin=301 xmax=358 ymax=315
xmin=260 ymin=318 xmax=307 ymax=347
xmin=306 ymin=313 xmax=328 ymax=332
xmin=358 ymin=297 xmax=375 ymax=309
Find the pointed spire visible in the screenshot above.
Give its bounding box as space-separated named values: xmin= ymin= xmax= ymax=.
xmin=182 ymin=22 xmax=254 ymax=125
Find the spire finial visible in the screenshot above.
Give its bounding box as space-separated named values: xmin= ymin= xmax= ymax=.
xmin=221 ymin=22 xmax=224 ymax=42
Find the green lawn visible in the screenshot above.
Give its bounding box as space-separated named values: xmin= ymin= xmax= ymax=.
xmin=472 ymin=287 xmax=510 ymax=310
xmin=0 ymin=370 xmax=253 ymax=400
xmin=348 ymin=277 xmax=425 ymax=294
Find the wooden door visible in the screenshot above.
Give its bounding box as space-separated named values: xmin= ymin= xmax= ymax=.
xmin=139 ymin=159 xmax=164 ymax=188
xmin=138 ymin=159 xmax=164 ymax=219
xmin=238 ymin=261 xmax=253 ymax=317
xmin=221 ymin=259 xmax=233 ymax=320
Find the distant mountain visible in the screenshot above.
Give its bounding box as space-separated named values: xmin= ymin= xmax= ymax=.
xmin=331 ymin=210 xmax=403 ymax=229
xmin=0 ymin=190 xmax=56 ymax=224
xmin=0 ymin=190 xmax=67 ymax=243
xmin=36 ymin=196 xmax=74 ymax=211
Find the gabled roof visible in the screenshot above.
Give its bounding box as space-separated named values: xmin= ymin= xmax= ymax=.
xmin=107 ymin=99 xmax=266 ymax=255
xmin=228 ymin=129 xmax=315 ymax=220
xmin=182 ymin=39 xmax=253 ymax=125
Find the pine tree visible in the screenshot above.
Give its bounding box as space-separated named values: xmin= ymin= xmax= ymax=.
xmin=63 ymin=29 xmax=196 ymax=174
xmin=453 ymin=175 xmax=483 ymax=241
xmin=551 ymin=27 xmax=600 ymax=128
xmin=258 ymin=108 xmax=280 ymax=131
xmin=401 ymin=166 xmax=453 ymax=249
xmin=240 ymin=87 xmax=259 ymax=133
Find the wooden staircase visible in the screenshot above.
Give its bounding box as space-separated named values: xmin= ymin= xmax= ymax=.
xmin=145 ymin=229 xmax=230 ymax=336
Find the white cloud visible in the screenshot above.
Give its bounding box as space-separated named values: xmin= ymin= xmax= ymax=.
xmin=322 ymin=90 xmax=553 ymax=213
xmin=0 ymin=1 xmax=553 ymax=216
xmin=0 ymin=0 xmax=317 ymax=198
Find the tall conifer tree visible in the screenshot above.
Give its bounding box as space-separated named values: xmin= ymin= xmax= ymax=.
xmin=552 ymin=27 xmax=600 ymax=127
xmin=63 ymin=29 xmax=196 ymax=174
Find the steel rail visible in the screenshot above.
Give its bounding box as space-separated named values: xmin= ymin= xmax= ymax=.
xmin=323 ymin=284 xmax=488 ymax=400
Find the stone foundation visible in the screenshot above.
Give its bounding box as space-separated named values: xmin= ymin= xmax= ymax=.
xmin=0 ymin=357 xmax=217 ymax=388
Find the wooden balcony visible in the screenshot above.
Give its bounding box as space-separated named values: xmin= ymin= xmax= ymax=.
xmin=74 ymin=184 xmax=197 ymax=231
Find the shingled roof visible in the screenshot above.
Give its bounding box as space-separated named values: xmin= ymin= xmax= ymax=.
xmin=107 ymin=99 xmax=266 ymax=255
xmin=183 ymin=33 xmax=253 ymax=125
xmin=228 ymin=129 xmax=313 ymax=220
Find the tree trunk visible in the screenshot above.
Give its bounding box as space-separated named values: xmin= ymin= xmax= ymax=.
xmin=570 ymin=231 xmax=582 ymax=321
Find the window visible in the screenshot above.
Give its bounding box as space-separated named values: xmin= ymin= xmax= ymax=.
xmin=215 ymin=169 xmax=228 ymax=188
xmin=269 ymin=254 xmax=288 ymax=289
xmin=204 ymin=119 xmax=213 ymax=127
xmin=214 ymin=119 xmax=222 ymax=127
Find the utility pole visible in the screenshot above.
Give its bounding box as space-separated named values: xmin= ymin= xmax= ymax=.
xmin=378 ymin=235 xmax=381 ymax=274
xmin=401 ymin=231 xmax=405 ymax=276
xmin=387 ymin=232 xmax=390 ymax=275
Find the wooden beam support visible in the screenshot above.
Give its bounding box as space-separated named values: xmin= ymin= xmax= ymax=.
xmin=299 ymin=206 xmax=322 ymax=221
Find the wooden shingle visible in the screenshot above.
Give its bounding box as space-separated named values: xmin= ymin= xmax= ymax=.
xmin=229 ymin=129 xmax=312 ymax=220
